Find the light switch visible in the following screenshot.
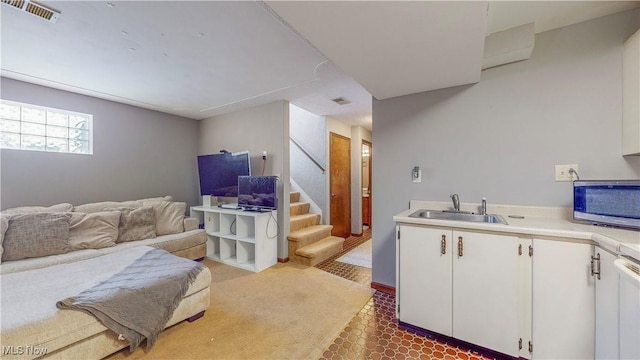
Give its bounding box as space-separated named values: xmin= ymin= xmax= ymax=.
xmin=412 ymin=167 xmax=422 ymax=183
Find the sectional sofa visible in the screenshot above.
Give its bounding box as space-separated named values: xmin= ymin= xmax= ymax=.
xmin=0 ymin=196 xmax=210 ymax=359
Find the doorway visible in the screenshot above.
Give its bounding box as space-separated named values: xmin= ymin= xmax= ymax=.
xmin=329 ymin=132 xmax=351 ymax=238
xmin=362 ymin=140 xmax=372 ymax=229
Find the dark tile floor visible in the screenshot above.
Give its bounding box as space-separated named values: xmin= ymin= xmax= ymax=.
xmin=316 ymin=229 xmax=491 ymax=360
xmin=316 ymin=229 xmax=372 ymax=286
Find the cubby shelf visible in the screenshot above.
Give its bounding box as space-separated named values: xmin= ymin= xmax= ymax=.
xmin=190 ymin=206 xmax=277 ymax=272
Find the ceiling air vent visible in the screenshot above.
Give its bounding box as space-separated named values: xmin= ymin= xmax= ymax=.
xmin=331 ymin=97 xmax=351 ymax=106
xmin=1 ymin=0 xmax=60 ymax=23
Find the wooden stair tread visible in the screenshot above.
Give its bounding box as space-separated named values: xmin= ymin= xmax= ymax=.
xmin=295 ymin=236 xmax=345 ymax=259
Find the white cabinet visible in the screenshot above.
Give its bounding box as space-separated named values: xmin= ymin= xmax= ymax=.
xmin=396 ymin=225 xmax=605 ymax=359
xmin=397 ymin=225 xmax=452 ymax=336
xmin=452 ymin=230 xmax=520 ymax=357
xmin=397 ymin=225 xmax=522 ymax=357
xmin=594 ymin=247 xmax=619 ymax=360
xmin=623 ymin=29 xmax=640 ymax=155
xmin=618 ymin=257 xmax=640 ymax=359
xmin=531 ymin=239 xmax=595 ymax=359
xmin=191 ymin=206 xmax=277 ymax=272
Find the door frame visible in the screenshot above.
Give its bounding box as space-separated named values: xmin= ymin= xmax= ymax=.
xmin=362 ymin=139 xmax=372 ymax=229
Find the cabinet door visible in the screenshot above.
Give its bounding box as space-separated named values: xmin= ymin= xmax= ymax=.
xmin=532 ymin=239 xmax=595 ymax=359
xmin=452 ymin=231 xmax=520 ymax=357
xmin=398 ymin=225 xmax=453 ymax=336
xmin=595 ymin=248 xmax=619 ymax=360
xmin=619 ymin=263 xmax=640 ymax=360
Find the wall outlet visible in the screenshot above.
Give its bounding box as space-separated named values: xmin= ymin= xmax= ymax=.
xmin=555 ymin=164 xmax=579 ymax=182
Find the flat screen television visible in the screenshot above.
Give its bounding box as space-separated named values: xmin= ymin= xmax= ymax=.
xmin=197 ymin=151 xmax=251 ymax=197
xmin=238 ymin=176 xmax=278 ymax=211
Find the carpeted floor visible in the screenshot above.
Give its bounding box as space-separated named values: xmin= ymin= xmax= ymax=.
xmin=107 ymin=258 xmax=374 ymax=360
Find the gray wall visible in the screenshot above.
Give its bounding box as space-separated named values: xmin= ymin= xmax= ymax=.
xmin=290 ymin=104 xmax=327 ymax=221
xmin=199 ymin=101 xmax=290 ymax=259
xmin=0 ymin=78 xmax=201 ymax=209
xmin=372 ymin=10 xmax=640 ymax=288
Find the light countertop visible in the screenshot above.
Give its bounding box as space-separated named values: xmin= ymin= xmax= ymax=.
xmin=394 ymin=205 xmax=640 ymax=261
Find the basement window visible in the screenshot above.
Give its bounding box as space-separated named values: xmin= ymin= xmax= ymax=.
xmin=0 ymin=100 xmax=93 ymax=154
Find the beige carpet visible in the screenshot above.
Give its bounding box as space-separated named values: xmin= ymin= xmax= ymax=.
xmin=107 ymin=259 xmax=374 ymax=360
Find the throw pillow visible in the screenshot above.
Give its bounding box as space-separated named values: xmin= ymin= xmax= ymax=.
xmin=1 ymin=203 xmax=73 ymax=215
xmin=69 ymin=211 xmax=121 ymax=250
xmin=109 ymin=207 xmax=156 ymax=243
xmin=0 ymin=214 xmax=10 ymax=263
xmin=141 ymin=200 xmax=186 ymax=236
xmin=2 ymin=212 xmax=71 ymax=261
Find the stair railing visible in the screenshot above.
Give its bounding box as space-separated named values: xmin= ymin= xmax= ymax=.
xmin=290 ymin=137 xmax=325 ymax=174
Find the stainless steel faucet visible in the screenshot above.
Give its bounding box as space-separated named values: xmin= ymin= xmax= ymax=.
xmin=450 ymin=194 xmax=460 ymax=212
xmin=481 ymin=197 xmax=487 ymax=215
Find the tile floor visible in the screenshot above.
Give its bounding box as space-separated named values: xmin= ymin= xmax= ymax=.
xmin=316 ymin=230 xmax=491 ymax=360
xmin=316 ymin=230 xmax=372 ymax=286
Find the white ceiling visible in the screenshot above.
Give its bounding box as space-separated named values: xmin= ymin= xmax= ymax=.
xmin=1 ymin=1 xmax=639 ymax=131
xmin=267 ymin=1 xmax=489 ymax=100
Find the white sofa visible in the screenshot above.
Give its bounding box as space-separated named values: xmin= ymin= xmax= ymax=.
xmin=0 ymin=197 xmax=210 ymax=359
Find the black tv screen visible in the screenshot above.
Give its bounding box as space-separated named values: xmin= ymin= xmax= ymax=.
xmin=197 ymin=151 xmax=250 ymax=197
xmin=238 ymin=176 xmax=278 ymax=210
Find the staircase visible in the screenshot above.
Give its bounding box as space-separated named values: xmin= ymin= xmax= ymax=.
xmin=287 ymin=192 xmax=345 ymax=266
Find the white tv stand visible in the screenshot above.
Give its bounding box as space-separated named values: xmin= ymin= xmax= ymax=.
xmin=190 ymin=206 xmax=277 ymax=272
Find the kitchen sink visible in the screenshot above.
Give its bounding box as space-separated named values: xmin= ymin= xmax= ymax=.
xmin=408 ymin=209 xmax=508 ymax=225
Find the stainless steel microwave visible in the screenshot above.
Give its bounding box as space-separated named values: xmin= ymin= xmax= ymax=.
xmin=573 ymin=180 xmax=640 ymax=230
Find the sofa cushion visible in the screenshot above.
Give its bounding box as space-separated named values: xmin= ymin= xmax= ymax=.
xmin=73 ymin=197 xmax=173 ymax=213
xmin=69 ymin=211 xmax=121 ymax=250
xmin=184 ymin=217 xmax=199 ymax=232
xmin=0 ymin=214 xmax=10 ymax=263
xmin=74 ymin=200 xmax=140 ymax=214
xmin=2 ymin=212 xmax=71 ymax=261
xmin=110 ymin=207 xmax=156 ymax=243
xmin=0 ymin=229 xmax=206 ymax=275
xmin=1 ymin=203 xmax=73 ymax=215
xmin=142 ymin=200 xmax=186 ymax=236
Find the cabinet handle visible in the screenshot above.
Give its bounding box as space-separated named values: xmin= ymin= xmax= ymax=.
xmin=207 ymin=216 xmax=211 ymax=222
xmin=441 ymin=235 xmax=446 ymax=255
xmin=457 ymin=236 xmax=463 ymax=257
xmin=591 ymin=253 xmax=601 ymax=280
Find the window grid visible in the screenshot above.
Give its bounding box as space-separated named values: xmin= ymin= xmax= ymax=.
xmin=0 ymin=100 xmax=93 ymax=154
